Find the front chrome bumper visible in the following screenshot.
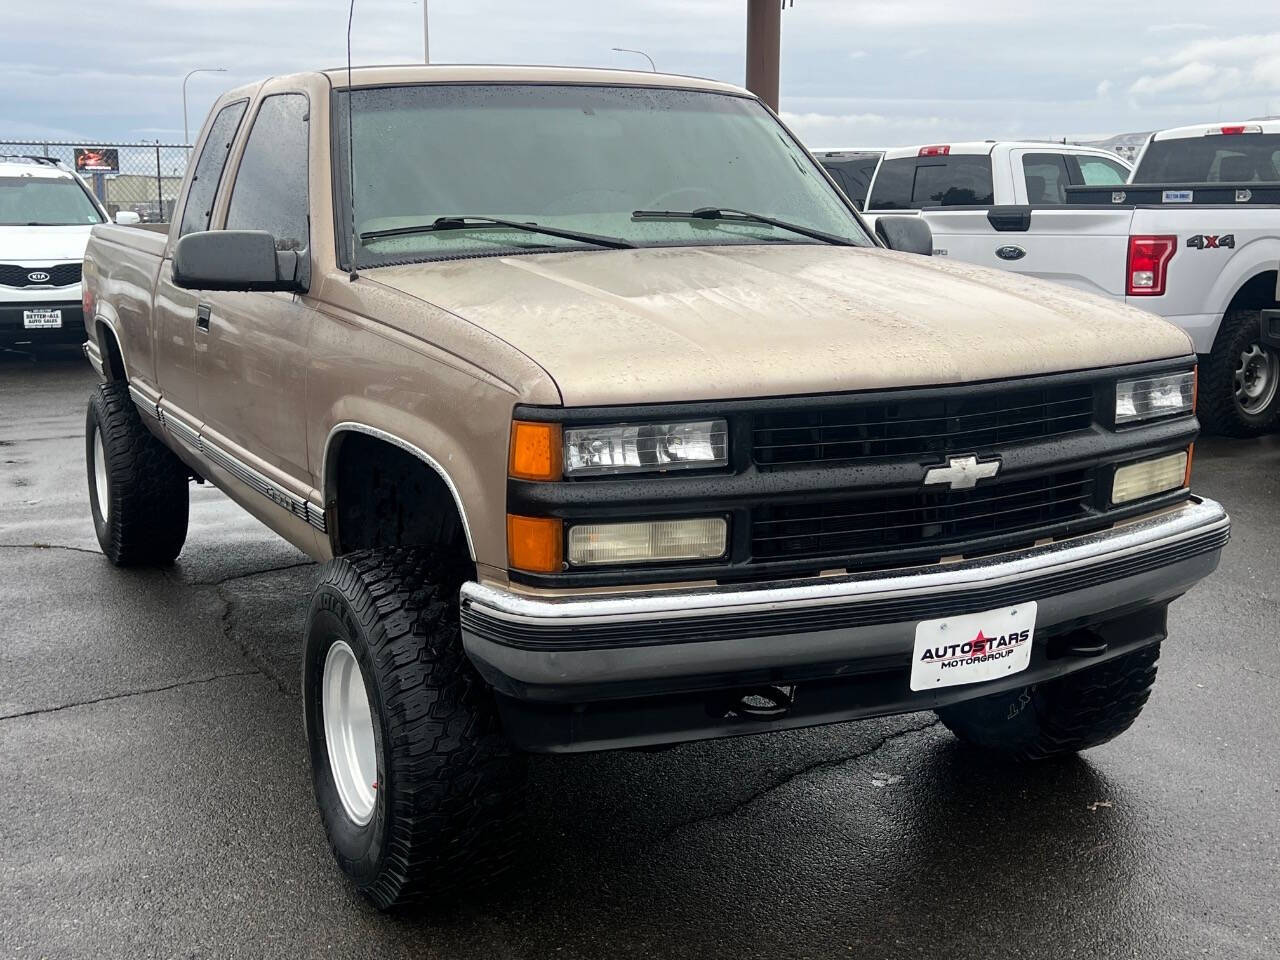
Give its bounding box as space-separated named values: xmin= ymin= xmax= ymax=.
xmin=461 ymin=497 xmax=1228 ymax=705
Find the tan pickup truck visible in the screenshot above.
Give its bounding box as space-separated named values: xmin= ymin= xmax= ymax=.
xmin=81 ymin=65 xmax=1228 ymax=909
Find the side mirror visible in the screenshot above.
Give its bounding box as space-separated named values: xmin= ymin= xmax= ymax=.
xmin=172 ymin=230 xmax=306 ymax=293
xmin=875 ymin=216 xmax=933 ymax=256
xmin=114 ymin=210 xmax=141 ymax=225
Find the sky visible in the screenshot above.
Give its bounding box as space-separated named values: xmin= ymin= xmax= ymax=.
xmin=4 ymin=0 xmax=1280 ymax=147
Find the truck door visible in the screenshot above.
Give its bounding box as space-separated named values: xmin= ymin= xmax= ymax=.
xmin=152 ymin=98 xmax=248 ymax=434
xmin=194 ymin=91 xmax=316 ymax=507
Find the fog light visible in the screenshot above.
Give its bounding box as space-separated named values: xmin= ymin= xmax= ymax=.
xmin=567 ymin=517 xmax=727 ymax=566
xmin=1111 ymin=451 xmax=1188 ymax=505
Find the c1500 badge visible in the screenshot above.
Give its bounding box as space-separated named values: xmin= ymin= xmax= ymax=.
xmin=1186 ymin=234 xmax=1235 ymax=250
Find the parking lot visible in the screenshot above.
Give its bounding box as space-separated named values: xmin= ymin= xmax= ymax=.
xmin=1 ymin=348 xmax=1277 ymax=960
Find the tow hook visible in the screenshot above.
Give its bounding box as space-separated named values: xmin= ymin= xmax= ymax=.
xmin=716 ymin=685 xmax=797 ymax=720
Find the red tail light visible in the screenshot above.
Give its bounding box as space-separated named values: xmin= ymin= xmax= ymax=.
xmin=918 ymin=144 xmax=950 ymax=157
xmin=1208 ymin=124 xmax=1260 ymax=135
xmin=82 ymin=284 xmax=94 ymax=318
xmin=1127 ymin=235 xmax=1176 ymax=296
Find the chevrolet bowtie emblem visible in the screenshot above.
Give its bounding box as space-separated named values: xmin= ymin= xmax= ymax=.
xmin=923 ymin=455 xmax=1001 ymax=490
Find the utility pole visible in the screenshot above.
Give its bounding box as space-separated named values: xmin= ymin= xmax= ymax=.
xmin=745 ymin=0 xmax=781 ymax=111
xmin=423 ymin=0 xmax=429 ymax=63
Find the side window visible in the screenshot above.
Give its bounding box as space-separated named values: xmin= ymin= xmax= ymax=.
xmin=225 ymin=94 xmax=309 ymax=251
xmin=1022 ymin=153 xmax=1070 ymax=203
xmin=866 ymin=158 xmax=914 ymax=210
xmin=1074 ymin=156 xmax=1129 ymax=186
xmin=178 ymin=100 xmax=248 ymax=237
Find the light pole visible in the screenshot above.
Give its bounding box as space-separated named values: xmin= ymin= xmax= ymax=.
xmin=183 ymin=68 xmax=227 ymax=148
xmin=611 ymin=47 xmax=656 ymax=71
xmin=423 ymin=0 xmax=430 ymax=63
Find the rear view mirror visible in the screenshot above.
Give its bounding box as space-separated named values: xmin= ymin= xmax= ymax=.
xmin=875 ymin=216 xmax=933 ymax=256
xmin=172 ymin=230 xmax=306 ymax=292
xmin=851 ymin=198 xmax=865 ymax=212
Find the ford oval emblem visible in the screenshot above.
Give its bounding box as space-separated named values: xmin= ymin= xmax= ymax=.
xmin=995 ymin=245 xmax=1026 ymax=262
xmin=27 ymin=270 xmax=51 ymax=283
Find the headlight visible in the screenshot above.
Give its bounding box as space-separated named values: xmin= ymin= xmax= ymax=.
xmin=1111 ymin=450 xmax=1189 ymax=504
xmin=1114 ymin=371 xmax=1196 ymax=425
xmin=567 ymin=517 xmax=728 ymax=566
xmin=563 ymin=420 xmax=728 ymax=477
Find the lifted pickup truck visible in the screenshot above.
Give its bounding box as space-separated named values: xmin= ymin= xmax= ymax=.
xmin=82 ymin=66 xmax=1228 ymax=909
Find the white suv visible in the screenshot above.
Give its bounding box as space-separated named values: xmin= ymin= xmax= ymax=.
xmin=0 ymin=156 xmax=133 ymax=348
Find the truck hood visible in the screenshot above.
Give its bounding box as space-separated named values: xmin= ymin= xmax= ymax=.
xmin=0 ymin=224 xmax=94 ymax=262
xmin=367 ymin=245 xmax=1194 ymax=406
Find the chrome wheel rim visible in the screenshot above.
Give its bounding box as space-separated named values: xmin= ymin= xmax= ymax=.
xmin=93 ymin=428 xmax=109 ymax=519
xmin=1235 ymin=343 xmax=1279 ymax=415
xmin=322 ymin=640 xmax=378 ymax=826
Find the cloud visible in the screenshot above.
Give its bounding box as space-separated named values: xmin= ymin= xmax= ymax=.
xmin=847 ymin=50 xmax=868 ymax=60
xmin=1096 ymin=79 xmax=1112 ymax=98
xmin=902 ymin=47 xmax=928 ymax=60
xmin=1145 ymin=22 xmax=1211 ymax=33
xmin=1130 ymin=32 xmax=1280 ymax=103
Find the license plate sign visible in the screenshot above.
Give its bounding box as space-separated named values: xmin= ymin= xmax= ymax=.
xmin=910 ymin=602 xmax=1036 ymax=691
xmin=23 ymin=309 xmax=62 ymax=329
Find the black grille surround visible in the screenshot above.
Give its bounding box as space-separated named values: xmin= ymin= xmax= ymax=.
xmin=752 ymin=381 xmax=1095 ymax=468
xmin=509 ymin=358 xmax=1200 ymax=588
xmin=0 ymin=262 xmax=82 ymax=288
xmin=751 ymin=468 xmax=1095 ymax=562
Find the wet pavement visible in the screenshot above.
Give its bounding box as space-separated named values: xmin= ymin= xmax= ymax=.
xmin=2 ymin=349 xmax=1277 ymax=959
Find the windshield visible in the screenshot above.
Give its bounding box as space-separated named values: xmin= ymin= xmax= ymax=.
xmin=0 ymin=175 xmax=104 ymax=226
xmin=335 ymin=83 xmax=871 ymax=267
xmin=1133 ymin=133 xmax=1280 ymax=183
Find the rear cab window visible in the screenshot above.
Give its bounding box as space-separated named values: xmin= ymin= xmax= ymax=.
xmin=867 ymin=154 xmax=994 ymax=210
xmin=817 ymin=154 xmax=881 ymax=205
xmin=178 ymin=100 xmax=249 ymax=237
xmin=1133 ymin=133 xmax=1280 ymax=183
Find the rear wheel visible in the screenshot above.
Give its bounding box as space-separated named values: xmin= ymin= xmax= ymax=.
xmin=936 ymin=644 xmax=1160 ymax=760
xmin=303 ymin=547 xmax=526 ymax=910
xmin=1199 ymin=309 xmax=1280 ymax=436
xmin=86 ymin=382 xmax=189 ymax=565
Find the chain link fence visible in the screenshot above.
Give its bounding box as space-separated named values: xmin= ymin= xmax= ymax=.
xmin=0 ymin=139 xmax=191 ymax=223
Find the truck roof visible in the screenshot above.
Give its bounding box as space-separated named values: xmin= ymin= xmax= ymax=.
xmin=316 ymin=63 xmax=750 ymax=95
xmin=1151 ymin=119 xmax=1280 ymax=140
xmin=876 ymin=141 xmax=1130 ymax=161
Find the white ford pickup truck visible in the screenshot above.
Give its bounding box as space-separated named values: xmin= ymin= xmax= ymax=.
xmin=818 ymin=128 xmax=1280 ymax=436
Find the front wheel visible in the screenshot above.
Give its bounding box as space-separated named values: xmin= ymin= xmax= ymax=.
xmin=936 ymin=644 xmax=1160 ymax=760
xmin=1198 ymin=309 xmax=1280 ymax=437
xmin=303 ymin=548 xmax=526 ymax=910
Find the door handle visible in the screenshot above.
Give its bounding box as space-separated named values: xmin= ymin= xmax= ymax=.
xmin=196 ymin=303 xmax=211 ymax=331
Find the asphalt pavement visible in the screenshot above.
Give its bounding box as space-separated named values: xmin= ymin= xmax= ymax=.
xmin=2 ymin=348 xmax=1277 ymax=960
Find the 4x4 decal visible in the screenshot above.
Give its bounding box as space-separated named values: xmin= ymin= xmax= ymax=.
xmin=1186 ymin=234 xmax=1235 ymax=250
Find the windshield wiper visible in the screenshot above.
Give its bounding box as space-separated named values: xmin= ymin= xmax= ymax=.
xmin=360 ymin=216 xmax=635 ymax=250
xmin=631 ymin=207 xmax=855 ymax=246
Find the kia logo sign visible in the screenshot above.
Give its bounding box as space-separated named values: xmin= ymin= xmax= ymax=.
xmin=995 ymin=245 xmax=1026 ymax=262
xmin=27 ymin=271 xmax=51 ymax=283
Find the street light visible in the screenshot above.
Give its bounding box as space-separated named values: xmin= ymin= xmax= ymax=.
xmin=611 ymin=47 xmax=656 ymax=71
xmin=183 ymin=68 xmax=227 ymax=148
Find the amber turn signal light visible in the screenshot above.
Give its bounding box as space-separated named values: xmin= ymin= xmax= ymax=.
xmin=509 ymin=421 xmax=563 ymax=481
xmin=507 ymin=514 xmax=563 ymax=573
